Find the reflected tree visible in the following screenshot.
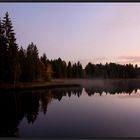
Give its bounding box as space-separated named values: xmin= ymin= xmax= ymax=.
xmin=84 ymin=80 xmax=140 ymax=96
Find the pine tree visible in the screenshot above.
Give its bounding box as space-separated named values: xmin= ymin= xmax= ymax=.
xmin=26 ymin=42 xmax=40 ymax=81
xmin=67 ymin=61 xmax=72 ymax=78
xmin=40 ymin=53 xmax=52 ymax=81
xmin=77 ymin=61 xmax=83 ymax=78
xmin=41 ymin=53 xmax=47 ymax=65
xmin=2 ymin=12 xmax=19 ymax=83
xmin=18 ymin=47 xmax=26 ymax=81
xmin=0 ymin=17 xmax=8 ymax=82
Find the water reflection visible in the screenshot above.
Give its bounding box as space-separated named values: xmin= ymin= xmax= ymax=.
xmin=85 ymin=80 xmax=139 ymax=96
xmin=1 ymin=80 xmax=140 ymax=137
xmin=0 ymin=87 xmax=83 ymax=137
xmin=85 ymin=86 xmax=138 ymax=96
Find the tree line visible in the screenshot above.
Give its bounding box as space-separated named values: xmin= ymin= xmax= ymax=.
xmin=85 ymin=62 xmax=140 ymax=79
xmin=0 ymin=12 xmax=140 ymax=83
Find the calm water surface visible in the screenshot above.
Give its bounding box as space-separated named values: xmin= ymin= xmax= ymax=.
xmin=1 ymin=80 xmax=140 ymax=138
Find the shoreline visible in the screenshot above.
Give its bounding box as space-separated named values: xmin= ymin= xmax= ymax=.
xmin=0 ymin=81 xmax=81 ymax=92
xmin=1 ymin=78 xmax=140 ymax=92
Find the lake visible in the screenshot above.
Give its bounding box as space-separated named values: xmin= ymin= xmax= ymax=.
xmin=1 ymin=79 xmax=140 ymax=138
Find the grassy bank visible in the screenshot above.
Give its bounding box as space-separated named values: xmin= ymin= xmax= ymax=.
xmin=0 ymin=80 xmax=81 ymax=92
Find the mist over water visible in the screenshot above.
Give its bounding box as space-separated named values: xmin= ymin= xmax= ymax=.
xmin=1 ymin=79 xmax=140 ymax=138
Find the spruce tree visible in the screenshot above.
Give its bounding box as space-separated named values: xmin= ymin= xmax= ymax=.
xmin=2 ymin=12 xmax=19 ymax=83
xmin=18 ymin=47 xmax=26 ymax=81
xmin=67 ymin=61 xmax=72 ymax=78
xmin=41 ymin=53 xmax=47 ymax=65
xmin=26 ymin=42 xmax=40 ymax=81
xmin=0 ymin=17 xmax=8 ymax=82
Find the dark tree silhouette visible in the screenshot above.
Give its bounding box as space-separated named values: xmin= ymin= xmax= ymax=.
xmin=0 ymin=17 xmax=8 ymax=82
xmin=2 ymin=12 xmax=19 ymax=83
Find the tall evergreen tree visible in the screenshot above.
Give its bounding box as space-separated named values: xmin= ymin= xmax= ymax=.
xmin=41 ymin=53 xmax=47 ymax=65
xmin=25 ymin=42 xmax=40 ymax=81
xmin=18 ymin=47 xmax=26 ymax=81
xmin=77 ymin=61 xmax=83 ymax=78
xmin=2 ymin=12 xmax=19 ymax=83
xmin=0 ymin=17 xmax=8 ymax=82
xmin=40 ymin=53 xmax=52 ymax=81
xmin=67 ymin=61 xmax=72 ymax=78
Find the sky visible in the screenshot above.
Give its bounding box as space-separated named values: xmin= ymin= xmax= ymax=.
xmin=0 ymin=3 xmax=140 ymax=67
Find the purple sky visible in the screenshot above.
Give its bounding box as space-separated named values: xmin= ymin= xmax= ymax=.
xmin=0 ymin=3 xmax=140 ymax=67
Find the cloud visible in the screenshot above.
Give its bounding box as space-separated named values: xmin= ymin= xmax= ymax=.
xmin=94 ymin=57 xmax=107 ymax=61
xmin=118 ymin=56 xmax=140 ymax=63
